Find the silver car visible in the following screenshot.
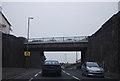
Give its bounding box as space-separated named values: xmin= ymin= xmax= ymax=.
xmin=81 ymin=62 xmax=104 ymax=77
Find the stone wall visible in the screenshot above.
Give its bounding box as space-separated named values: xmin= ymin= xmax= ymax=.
xmin=85 ymin=12 xmax=120 ymax=77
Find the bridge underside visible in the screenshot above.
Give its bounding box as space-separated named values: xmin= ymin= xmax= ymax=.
xmin=26 ymin=47 xmax=87 ymax=51
xmin=24 ymin=42 xmax=88 ymax=51
xmin=24 ymin=42 xmax=88 ymax=68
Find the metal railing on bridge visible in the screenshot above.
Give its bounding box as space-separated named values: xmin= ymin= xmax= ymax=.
xmin=27 ymin=36 xmax=88 ymax=43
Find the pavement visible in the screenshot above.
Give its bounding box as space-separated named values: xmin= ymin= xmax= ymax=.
xmin=2 ymin=67 xmax=40 ymax=79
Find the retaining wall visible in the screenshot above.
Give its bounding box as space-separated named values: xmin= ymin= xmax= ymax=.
xmin=85 ymin=12 xmax=120 ymax=78
xmin=2 ymin=33 xmax=26 ymax=67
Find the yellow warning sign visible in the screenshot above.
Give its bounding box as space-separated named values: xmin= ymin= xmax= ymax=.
xmin=24 ymin=51 xmax=30 ymax=56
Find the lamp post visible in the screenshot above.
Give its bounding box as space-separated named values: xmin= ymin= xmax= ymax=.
xmin=26 ymin=17 xmax=33 ymax=69
xmin=27 ymin=17 xmax=33 ymax=50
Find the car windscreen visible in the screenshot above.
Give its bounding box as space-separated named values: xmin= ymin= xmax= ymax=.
xmin=44 ymin=61 xmax=59 ymax=65
xmin=86 ymin=62 xmax=99 ymax=67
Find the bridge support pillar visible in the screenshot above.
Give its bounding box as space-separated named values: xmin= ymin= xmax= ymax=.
xmin=81 ymin=49 xmax=87 ymax=67
xmin=28 ymin=51 xmax=45 ymax=68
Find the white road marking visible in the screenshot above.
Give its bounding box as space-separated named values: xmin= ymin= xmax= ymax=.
xmin=39 ymin=71 xmax=41 ymax=74
xmin=29 ymin=78 xmax=33 ymax=81
xmin=72 ymin=76 xmax=81 ymax=81
xmin=62 ymin=70 xmax=69 ymax=75
xmin=34 ymin=71 xmax=42 ymax=77
xmin=34 ymin=74 xmax=38 ymax=77
xmin=62 ymin=70 xmax=71 ymax=75
xmin=66 ymin=73 xmax=70 ymax=75
xmin=62 ymin=70 xmax=81 ymax=81
xmin=29 ymin=71 xmax=41 ymax=81
xmin=62 ymin=70 xmax=66 ymax=73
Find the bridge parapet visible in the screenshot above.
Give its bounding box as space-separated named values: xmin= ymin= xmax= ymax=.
xmin=26 ymin=36 xmax=89 ymax=43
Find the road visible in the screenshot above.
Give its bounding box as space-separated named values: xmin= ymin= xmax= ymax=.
xmin=3 ymin=69 xmax=117 ymax=81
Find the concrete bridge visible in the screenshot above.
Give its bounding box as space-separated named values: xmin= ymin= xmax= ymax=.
xmin=24 ymin=36 xmax=89 ymax=68
xmin=24 ymin=36 xmax=88 ymax=51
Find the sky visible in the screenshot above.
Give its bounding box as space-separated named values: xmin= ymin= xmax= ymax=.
xmin=44 ymin=51 xmax=81 ymax=63
xmin=1 ymin=1 xmax=118 ymax=63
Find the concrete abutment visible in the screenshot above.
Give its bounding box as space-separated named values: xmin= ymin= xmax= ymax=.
xmin=28 ymin=51 xmax=45 ymax=68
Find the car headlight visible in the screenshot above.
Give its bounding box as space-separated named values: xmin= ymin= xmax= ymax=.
xmin=86 ymin=67 xmax=93 ymax=72
xmin=101 ymin=69 xmax=104 ymax=72
xmin=86 ymin=66 xmax=91 ymax=70
xmin=99 ymin=68 xmax=104 ymax=72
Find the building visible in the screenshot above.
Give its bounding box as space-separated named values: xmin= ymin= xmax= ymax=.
xmin=0 ymin=5 xmax=12 ymax=34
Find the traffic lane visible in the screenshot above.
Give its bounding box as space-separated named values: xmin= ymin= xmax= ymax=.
xmin=63 ymin=69 xmax=94 ymax=79
xmin=9 ymin=69 xmax=105 ymax=80
xmin=30 ymin=69 xmax=108 ymax=80
xmin=2 ymin=69 xmax=119 ymax=81
xmin=13 ymin=69 xmax=79 ymax=80
xmin=3 ymin=69 xmax=119 ymax=81
xmin=62 ymin=69 xmax=119 ymax=81
xmin=64 ymin=69 xmax=107 ymax=79
xmin=33 ymin=70 xmax=76 ymax=80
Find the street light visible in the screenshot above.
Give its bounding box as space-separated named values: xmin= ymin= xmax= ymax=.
xmin=26 ymin=17 xmax=33 ymax=69
xmin=27 ymin=17 xmax=34 ymax=50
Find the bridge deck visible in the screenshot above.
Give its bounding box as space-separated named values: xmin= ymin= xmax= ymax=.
xmin=26 ymin=36 xmax=89 ymax=44
xmin=24 ymin=41 xmax=88 ymax=51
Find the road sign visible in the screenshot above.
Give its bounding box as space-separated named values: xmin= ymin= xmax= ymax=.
xmin=24 ymin=51 xmax=30 ymax=56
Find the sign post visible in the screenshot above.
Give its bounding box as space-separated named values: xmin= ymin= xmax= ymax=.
xmin=24 ymin=51 xmax=30 ymax=69
xmin=25 ymin=17 xmax=33 ymax=69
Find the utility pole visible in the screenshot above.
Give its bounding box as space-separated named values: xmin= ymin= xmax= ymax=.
xmin=27 ymin=17 xmax=33 ymax=51
xmin=25 ymin=17 xmax=33 ymax=69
